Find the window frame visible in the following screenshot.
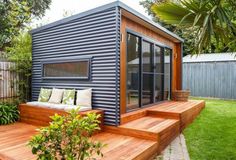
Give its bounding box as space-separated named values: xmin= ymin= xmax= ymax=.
xmin=41 ymin=58 xmax=91 ymax=80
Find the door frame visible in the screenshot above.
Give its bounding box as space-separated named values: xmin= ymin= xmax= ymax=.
xmin=125 ymin=29 xmax=173 ymax=113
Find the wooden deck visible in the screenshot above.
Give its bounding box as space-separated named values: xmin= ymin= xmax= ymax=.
xmin=0 ymin=100 xmax=205 ymax=160
xmin=0 ymin=123 xmax=37 ymax=160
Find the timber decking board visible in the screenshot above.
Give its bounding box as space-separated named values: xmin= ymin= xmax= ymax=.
xmin=0 ymin=100 xmax=205 ymax=160
xmin=0 ymin=123 xmax=158 ymax=160
xmin=119 ymin=116 xmax=180 ymax=150
xmin=148 ymin=100 xmax=204 ymax=113
xmin=120 ymin=116 xmax=179 ymax=133
xmin=92 ymin=132 xmax=158 ymax=160
xmin=0 ymin=123 xmax=37 ymax=160
xmin=121 ymin=100 xmax=205 ymax=131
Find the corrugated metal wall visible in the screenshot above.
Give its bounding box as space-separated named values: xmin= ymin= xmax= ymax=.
xmin=31 ymin=7 xmax=120 ymax=125
xmin=183 ymin=61 xmax=236 ymax=100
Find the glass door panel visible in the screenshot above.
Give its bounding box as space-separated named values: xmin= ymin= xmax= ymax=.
xmin=126 ymin=33 xmax=140 ymax=111
xmin=126 ymin=32 xmax=173 ymax=112
xmin=154 ymin=46 xmax=164 ymax=102
xmin=164 ymin=48 xmax=172 ymax=100
xmin=142 ymin=41 xmax=153 ymax=106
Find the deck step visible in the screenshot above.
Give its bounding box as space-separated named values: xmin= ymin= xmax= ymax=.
xmin=120 ymin=116 xmax=180 ymax=151
xmin=147 ymin=100 xmax=205 ymax=131
xmin=92 ymin=132 xmax=158 ymax=160
xmin=105 ymin=116 xmax=180 ymax=151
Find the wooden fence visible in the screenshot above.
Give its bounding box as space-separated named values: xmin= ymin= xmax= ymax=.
xmin=183 ymin=61 xmax=236 ymax=100
xmin=0 ymin=61 xmax=19 ymax=103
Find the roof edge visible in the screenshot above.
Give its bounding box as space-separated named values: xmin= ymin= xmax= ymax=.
xmin=30 ymin=1 xmax=183 ymax=42
xmin=117 ymin=1 xmax=184 ymax=42
xmin=31 ymin=1 xmax=119 ymax=34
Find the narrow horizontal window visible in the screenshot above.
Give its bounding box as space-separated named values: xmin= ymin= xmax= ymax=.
xmin=42 ymin=59 xmax=90 ymax=80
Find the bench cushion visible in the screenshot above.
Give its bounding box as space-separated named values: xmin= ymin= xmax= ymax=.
xmin=26 ymin=102 xmax=91 ymax=112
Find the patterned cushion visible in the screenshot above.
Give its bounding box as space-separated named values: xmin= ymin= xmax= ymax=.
xmin=62 ymin=89 xmax=75 ymax=105
xmin=38 ymin=88 xmax=52 ymax=102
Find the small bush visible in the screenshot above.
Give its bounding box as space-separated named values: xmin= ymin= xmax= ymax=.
xmin=0 ymin=103 xmax=19 ymax=125
xmin=28 ymin=108 xmax=104 ymax=160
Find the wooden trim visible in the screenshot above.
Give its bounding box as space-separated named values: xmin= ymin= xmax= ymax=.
xmin=175 ymin=43 xmax=182 ymax=90
xmin=120 ymin=16 xmax=183 ymax=115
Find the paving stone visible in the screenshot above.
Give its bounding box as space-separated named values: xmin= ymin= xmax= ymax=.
xmin=155 ymin=134 xmax=190 ymax=160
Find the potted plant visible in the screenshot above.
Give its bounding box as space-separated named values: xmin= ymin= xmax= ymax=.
xmin=172 ymin=90 xmax=190 ymax=101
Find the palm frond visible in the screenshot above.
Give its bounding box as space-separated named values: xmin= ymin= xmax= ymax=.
xmin=151 ymin=0 xmax=236 ymax=54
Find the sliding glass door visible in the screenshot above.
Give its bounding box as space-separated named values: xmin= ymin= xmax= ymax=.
xmin=164 ymin=48 xmax=172 ymax=100
xmin=154 ymin=46 xmax=164 ymax=102
xmin=127 ymin=33 xmax=140 ymax=110
xmin=126 ymin=32 xmax=172 ymax=112
xmin=142 ymin=41 xmax=154 ymax=106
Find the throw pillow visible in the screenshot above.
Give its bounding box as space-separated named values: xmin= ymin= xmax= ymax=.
xmin=38 ymin=88 xmax=52 ymax=102
xmin=62 ymin=89 xmax=76 ymax=105
xmin=76 ymin=88 xmax=92 ymax=108
xmin=48 ymin=88 xmax=64 ymax=104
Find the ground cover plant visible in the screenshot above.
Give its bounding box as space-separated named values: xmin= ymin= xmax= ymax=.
xmin=0 ymin=103 xmax=19 ymax=125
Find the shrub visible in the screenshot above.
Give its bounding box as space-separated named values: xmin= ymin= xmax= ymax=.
xmin=5 ymin=32 xmax=32 ymax=102
xmin=28 ymin=108 xmax=104 ymax=160
xmin=0 ymin=103 xmax=19 ymax=125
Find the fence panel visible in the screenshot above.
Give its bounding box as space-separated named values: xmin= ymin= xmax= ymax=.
xmin=183 ymin=61 xmax=236 ymax=100
xmin=0 ymin=61 xmax=19 ymax=103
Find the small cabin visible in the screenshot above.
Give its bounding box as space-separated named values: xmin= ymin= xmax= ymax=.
xmin=31 ymin=1 xmax=184 ymax=126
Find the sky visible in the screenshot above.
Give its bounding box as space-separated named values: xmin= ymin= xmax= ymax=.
xmin=32 ymin=0 xmax=150 ymax=28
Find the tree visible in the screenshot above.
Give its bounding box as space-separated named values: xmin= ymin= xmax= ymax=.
xmin=140 ymin=0 xmax=194 ymax=55
xmin=140 ymin=0 xmax=175 ymax=30
xmin=0 ymin=0 xmax=51 ymax=50
xmin=150 ymin=0 xmax=236 ymax=54
xmin=5 ymin=32 xmax=32 ymax=102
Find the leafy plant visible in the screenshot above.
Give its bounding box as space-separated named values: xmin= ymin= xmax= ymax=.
xmin=151 ymin=0 xmax=236 ymax=54
xmin=5 ymin=32 xmax=32 ymax=102
xmin=0 ymin=0 xmax=51 ymax=50
xmin=28 ymin=108 xmax=104 ymax=160
xmin=0 ymin=103 xmax=19 ymax=125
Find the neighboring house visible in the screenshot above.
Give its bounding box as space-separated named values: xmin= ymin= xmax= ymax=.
xmin=30 ymin=1 xmax=184 ymax=126
xmin=183 ymin=53 xmax=236 ymax=100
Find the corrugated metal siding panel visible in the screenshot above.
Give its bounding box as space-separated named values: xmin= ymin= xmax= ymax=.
xmin=183 ymin=62 xmax=236 ymax=100
xmin=31 ymin=7 xmax=120 ymax=125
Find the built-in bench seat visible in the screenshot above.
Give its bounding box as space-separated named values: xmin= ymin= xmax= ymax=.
xmin=18 ymin=103 xmax=104 ymax=130
xmin=18 ymin=87 xmax=104 ymax=130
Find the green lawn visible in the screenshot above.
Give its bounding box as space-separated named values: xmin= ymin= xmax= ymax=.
xmin=184 ymin=98 xmax=236 ymax=160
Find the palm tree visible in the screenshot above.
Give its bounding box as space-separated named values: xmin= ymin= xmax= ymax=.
xmin=151 ymin=0 xmax=236 ymax=54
